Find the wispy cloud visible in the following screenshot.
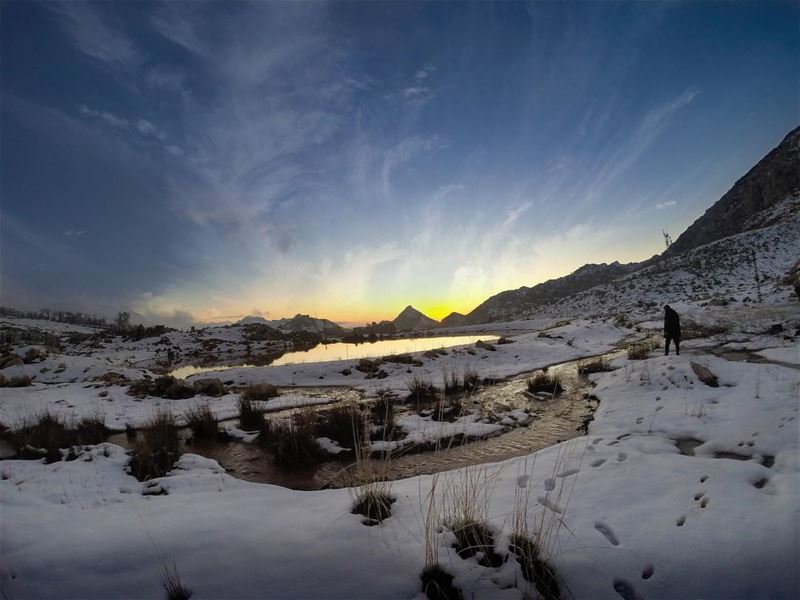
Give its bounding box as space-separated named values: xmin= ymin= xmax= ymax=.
xmin=655 ymin=200 xmax=677 ymax=210
xmin=49 ymin=2 xmax=138 ymax=67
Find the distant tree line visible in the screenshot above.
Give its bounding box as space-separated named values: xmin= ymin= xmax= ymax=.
xmin=0 ymin=306 xmax=107 ymax=327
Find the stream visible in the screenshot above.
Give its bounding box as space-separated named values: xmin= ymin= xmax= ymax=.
xmin=111 ymin=351 xmax=621 ymax=490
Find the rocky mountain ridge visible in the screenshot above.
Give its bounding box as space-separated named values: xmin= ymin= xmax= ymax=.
xmin=462 ymin=126 xmax=800 ymax=324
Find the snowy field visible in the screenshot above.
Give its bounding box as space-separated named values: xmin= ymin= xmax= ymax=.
xmin=1 ymin=300 xmax=798 ymax=599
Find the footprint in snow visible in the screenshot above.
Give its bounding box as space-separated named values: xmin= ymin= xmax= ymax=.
xmin=613 ymin=578 xmax=644 ymax=600
xmin=641 ymin=564 xmax=655 ymax=580
xmin=616 ymin=452 xmax=627 ymax=462
xmin=594 ymin=521 xmax=620 ymax=546
xmin=544 ymin=477 xmax=556 ymax=491
xmin=557 ymin=468 xmax=580 ymax=478
xmin=700 ymin=497 xmax=709 ymax=508
xmin=700 ymin=475 xmax=708 ymax=483
xmin=516 ymin=474 xmax=530 ymax=488
xmin=591 ymin=458 xmax=607 ymax=468
xmin=636 ymin=417 xmax=644 ymax=424
xmin=694 ymin=492 xmax=705 ymax=501
xmin=676 ymin=515 xmax=686 ymax=527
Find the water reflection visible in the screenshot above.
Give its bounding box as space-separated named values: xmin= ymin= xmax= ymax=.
xmin=170 ymin=334 xmax=498 ymax=379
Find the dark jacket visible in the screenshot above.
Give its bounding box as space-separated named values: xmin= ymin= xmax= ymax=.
xmin=664 ymin=307 xmax=681 ymax=338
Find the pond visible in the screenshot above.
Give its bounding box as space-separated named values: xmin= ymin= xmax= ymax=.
xmin=170 ymin=334 xmax=499 ymax=379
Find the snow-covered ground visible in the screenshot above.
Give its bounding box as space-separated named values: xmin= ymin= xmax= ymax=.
xmin=1 ymin=303 xmax=798 ymax=599
xmin=0 ymin=319 xmax=627 ymax=430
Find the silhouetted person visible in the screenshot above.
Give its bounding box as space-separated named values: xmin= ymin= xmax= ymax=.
xmin=663 ymin=305 xmax=681 ymax=356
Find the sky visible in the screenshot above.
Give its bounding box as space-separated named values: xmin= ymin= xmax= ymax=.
xmin=1 ymin=1 xmax=798 ymax=327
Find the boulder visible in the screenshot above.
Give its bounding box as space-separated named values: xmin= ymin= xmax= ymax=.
xmin=192 ymin=378 xmax=226 ymax=397
xmin=691 ymin=363 xmax=719 ymax=388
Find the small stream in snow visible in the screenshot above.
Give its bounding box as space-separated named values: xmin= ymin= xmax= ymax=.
xmin=111 ymin=351 xmax=621 ymax=490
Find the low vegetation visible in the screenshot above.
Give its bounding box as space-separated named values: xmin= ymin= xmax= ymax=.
xmin=526 ymin=370 xmax=564 ymax=395
xmin=442 ymin=367 xmax=480 ymax=396
xmin=577 ymin=357 xmax=611 ymax=375
xmin=0 ymin=374 xmax=32 ymax=388
xmin=159 ymin=561 xmax=192 ymax=600
xmin=407 ymin=376 xmax=440 ymax=407
xmin=509 ymin=534 xmax=561 ymax=600
xmin=420 ymin=564 xmax=462 ymax=600
xmin=266 ymin=411 xmax=323 ymax=467
xmin=184 ymin=404 xmax=218 ymax=441
xmin=317 ymin=404 xmax=365 ymax=448
xmin=237 ymin=395 xmax=266 ymax=429
xmin=7 ymin=412 xmax=108 ymax=462
xmin=627 ymin=344 xmax=651 ymax=360
xmin=241 ymin=382 xmax=279 ymax=401
xmin=128 ymin=409 xmax=180 ymax=481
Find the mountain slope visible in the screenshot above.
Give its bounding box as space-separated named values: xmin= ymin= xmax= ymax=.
xmin=393 ymin=306 xmax=439 ymax=331
xmin=664 ymin=126 xmax=800 ymax=257
xmin=463 ymin=126 xmax=800 ymax=324
xmin=465 ymin=261 xmax=640 ymax=324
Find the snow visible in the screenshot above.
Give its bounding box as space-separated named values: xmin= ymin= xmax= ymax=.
xmin=2 ymin=318 xmax=798 ymax=598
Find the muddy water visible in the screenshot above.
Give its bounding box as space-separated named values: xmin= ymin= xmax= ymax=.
xmin=109 ymin=353 xmax=618 ymax=490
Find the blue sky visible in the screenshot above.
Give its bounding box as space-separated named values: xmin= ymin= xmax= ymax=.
xmin=1 ymin=1 xmax=797 ymax=326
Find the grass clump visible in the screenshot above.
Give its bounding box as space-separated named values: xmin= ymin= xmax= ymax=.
xmin=442 ymin=368 xmax=480 ymax=396
xmin=184 ymin=404 xmax=217 ymax=441
xmin=627 ymin=344 xmax=650 ymax=360
xmin=317 ymin=404 xmax=365 ymax=448
xmin=237 ymin=395 xmax=266 ymax=430
xmin=407 ymin=376 xmax=440 ymax=407
xmin=159 ymin=561 xmax=192 ymax=600
xmin=421 ymin=564 xmax=462 ymax=600
xmin=442 ymin=465 xmax=503 ymax=567
xmin=526 ymin=370 xmax=564 ymax=396
xmin=241 ymin=383 xmax=279 ymax=401
xmin=9 ymin=412 xmax=108 ymax=462
xmin=577 ymin=357 xmax=611 ymax=375
xmin=128 ymin=409 xmax=179 ymax=481
xmin=509 ymin=534 xmax=560 ymax=600
xmin=0 ymin=374 xmax=32 ymax=388
xmin=267 ymin=411 xmax=323 ymax=467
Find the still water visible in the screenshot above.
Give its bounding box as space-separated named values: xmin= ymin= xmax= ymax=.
xmin=170 ymin=334 xmax=498 ymax=379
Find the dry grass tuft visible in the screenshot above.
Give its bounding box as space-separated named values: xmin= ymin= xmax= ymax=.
xmin=527 ymin=370 xmax=564 ymax=396
xmin=128 ymin=409 xmax=179 ymax=481
xmin=159 ymin=560 xmax=192 ymax=600
xmin=184 ymin=404 xmax=217 ymax=441
xmin=237 ymin=395 xmax=266 ymax=430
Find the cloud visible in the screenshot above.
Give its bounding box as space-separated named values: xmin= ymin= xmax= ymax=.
xmin=64 ymin=230 xmax=85 ymax=237
xmin=49 ymin=2 xmax=139 ymax=67
xmin=136 ymin=119 xmax=167 ymax=141
xmin=655 ymin=200 xmax=677 ymax=210
xmin=381 ymin=135 xmax=447 ymax=198
xmin=79 ymin=105 xmax=129 ymax=128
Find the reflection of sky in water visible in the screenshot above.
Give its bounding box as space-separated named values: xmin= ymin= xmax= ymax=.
xmin=171 ymin=335 xmax=497 ymax=379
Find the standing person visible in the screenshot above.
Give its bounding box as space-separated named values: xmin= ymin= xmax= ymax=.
xmin=663 ymin=305 xmax=681 ymax=356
